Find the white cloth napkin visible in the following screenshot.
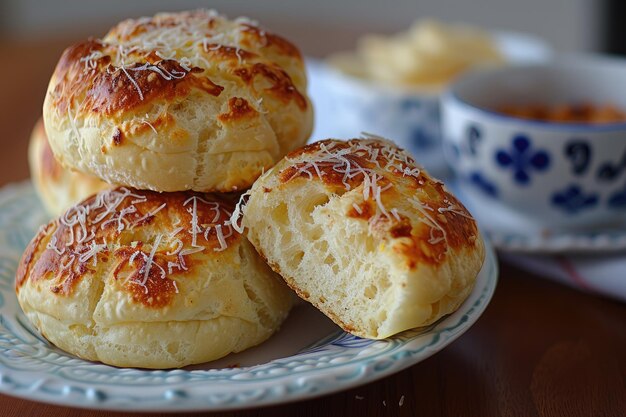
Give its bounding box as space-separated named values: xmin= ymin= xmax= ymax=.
xmin=500 ymin=252 xmax=626 ymax=303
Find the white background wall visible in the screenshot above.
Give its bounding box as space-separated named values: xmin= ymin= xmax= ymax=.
xmin=0 ymin=0 xmax=603 ymax=55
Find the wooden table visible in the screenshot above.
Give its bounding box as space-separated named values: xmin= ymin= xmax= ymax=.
xmin=0 ymin=37 xmax=624 ymax=417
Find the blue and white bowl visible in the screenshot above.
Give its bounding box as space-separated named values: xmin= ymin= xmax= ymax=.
xmin=442 ymin=56 xmax=626 ymax=230
xmin=308 ymin=31 xmax=550 ymax=176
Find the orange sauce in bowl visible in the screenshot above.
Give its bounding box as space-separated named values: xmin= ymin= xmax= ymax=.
xmin=497 ymin=103 xmax=626 ymax=123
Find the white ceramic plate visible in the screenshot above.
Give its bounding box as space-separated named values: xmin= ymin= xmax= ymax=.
xmin=450 ymin=180 xmax=626 ymax=253
xmin=0 ymin=182 xmax=498 ymax=412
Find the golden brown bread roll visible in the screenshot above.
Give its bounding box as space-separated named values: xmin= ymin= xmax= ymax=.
xmin=16 ymin=187 xmax=293 ymax=368
xmin=43 ymin=10 xmax=313 ymax=192
xmin=237 ymin=137 xmax=485 ymax=339
xmin=28 ymin=118 xmax=111 ymax=216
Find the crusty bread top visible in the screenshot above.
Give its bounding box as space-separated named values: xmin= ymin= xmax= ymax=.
xmin=47 ymin=10 xmax=307 ymax=118
xmin=247 ymin=137 xmax=480 ymax=267
xmin=43 ymin=10 xmax=311 ymax=193
xmin=16 ymin=187 xmax=239 ymax=308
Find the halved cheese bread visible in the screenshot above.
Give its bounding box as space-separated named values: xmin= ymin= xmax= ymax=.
xmin=238 ymin=138 xmax=484 ymax=339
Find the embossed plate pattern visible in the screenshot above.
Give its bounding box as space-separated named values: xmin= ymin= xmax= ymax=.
xmin=0 ymin=182 xmax=498 ymax=412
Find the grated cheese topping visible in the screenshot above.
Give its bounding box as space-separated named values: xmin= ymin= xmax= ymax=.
xmin=78 ymin=10 xmax=267 ymax=105
xmin=232 ymin=137 xmax=475 ymax=256
xmin=230 ymin=189 xmax=253 ymax=234
xmin=282 ymin=137 xmax=426 ymax=237
xmin=44 ymin=187 xmax=236 ymax=296
xmin=437 ymin=199 xmax=475 ymax=219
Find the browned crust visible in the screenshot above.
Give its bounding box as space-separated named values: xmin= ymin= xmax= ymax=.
xmin=218 ymin=97 xmax=257 ymax=123
xmin=240 ymin=24 xmax=303 ymax=60
xmin=87 ymin=62 xmax=220 ymax=115
xmin=233 ymin=63 xmax=307 ymax=110
xmin=51 ymin=41 xmax=224 ymax=116
xmin=347 ymin=201 xmax=374 ymax=220
xmin=109 ymin=11 xmax=221 ymax=41
xmin=48 ymin=12 xmax=307 ymax=120
xmin=112 ymin=127 xmax=124 ymax=145
xmin=15 ymin=224 xmax=52 ymax=292
xmin=113 ymin=246 xmax=179 ymax=308
xmin=16 ymin=188 xmax=240 ymax=308
xmin=203 ymin=44 xmax=258 ymax=62
xmin=278 ymin=139 xmax=481 ymax=268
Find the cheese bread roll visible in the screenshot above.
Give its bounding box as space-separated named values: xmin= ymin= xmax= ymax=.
xmin=29 ymin=118 xmax=111 ymax=216
xmin=238 ymin=138 xmax=484 ymax=339
xmin=43 ymin=10 xmax=312 ymax=192
xmin=16 ymin=187 xmax=292 ymax=368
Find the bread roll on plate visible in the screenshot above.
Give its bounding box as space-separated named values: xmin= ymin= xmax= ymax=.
xmin=16 ymin=187 xmax=292 ymax=368
xmin=43 ymin=10 xmax=312 ymax=192
xmin=237 ymin=137 xmax=485 ymax=339
xmin=28 ymin=118 xmax=110 ymax=216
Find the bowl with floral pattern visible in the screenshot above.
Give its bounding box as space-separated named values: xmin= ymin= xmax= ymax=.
xmin=310 ymin=29 xmax=550 ymax=176
xmin=441 ymin=55 xmax=626 ymax=230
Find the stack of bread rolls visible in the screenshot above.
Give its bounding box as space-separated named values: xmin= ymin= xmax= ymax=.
xmin=19 ymin=10 xmax=310 ymax=369
xmin=17 ymin=10 xmax=485 ymax=369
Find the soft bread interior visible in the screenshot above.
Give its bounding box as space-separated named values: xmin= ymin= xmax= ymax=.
xmin=246 ymin=177 xmax=450 ymax=339
xmin=242 ymin=139 xmax=484 ymax=339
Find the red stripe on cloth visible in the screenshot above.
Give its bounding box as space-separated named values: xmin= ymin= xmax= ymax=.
xmin=556 ymin=257 xmax=594 ymax=292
